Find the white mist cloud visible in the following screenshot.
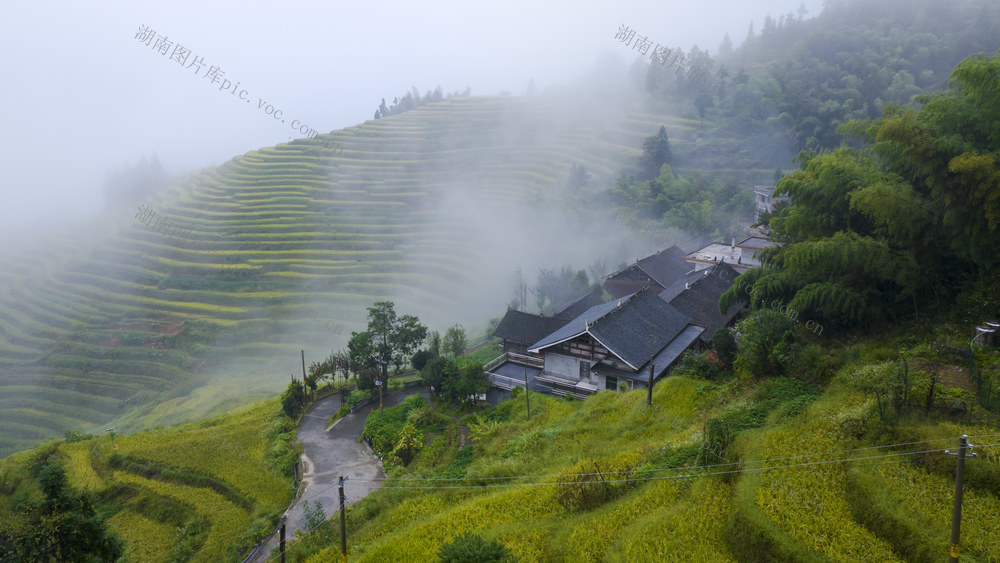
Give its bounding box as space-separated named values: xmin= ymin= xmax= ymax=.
xmin=0 ymin=0 xmax=822 ymax=234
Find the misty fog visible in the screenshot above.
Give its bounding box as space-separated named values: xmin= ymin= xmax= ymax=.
xmin=0 ymin=0 xmax=820 ymax=234
xmin=0 ymin=0 xmax=825 ymax=446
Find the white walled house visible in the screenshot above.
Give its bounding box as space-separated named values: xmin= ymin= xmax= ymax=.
xmin=527 ymin=289 xmax=704 ymax=396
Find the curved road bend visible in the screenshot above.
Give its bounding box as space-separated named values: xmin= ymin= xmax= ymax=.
xmin=253 ymin=385 xmax=430 ymax=562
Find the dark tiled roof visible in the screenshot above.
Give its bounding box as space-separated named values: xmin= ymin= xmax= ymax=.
xmin=665 ymin=262 xmax=744 ymax=342
xmin=492 ymin=309 xmax=569 ymax=346
xmin=634 ymin=246 xmax=690 ymax=287
xmin=528 ymin=299 xmax=623 ymax=352
xmin=602 ymin=246 xmax=692 ymax=298
xmin=590 ymin=290 xmax=695 ymax=369
xmin=552 ymin=286 xmax=606 ymax=320
xmin=603 ymin=246 xmax=690 ymax=287
xmin=530 ymin=289 xmax=696 ymax=371
xmin=658 ymin=268 xmax=710 ymax=302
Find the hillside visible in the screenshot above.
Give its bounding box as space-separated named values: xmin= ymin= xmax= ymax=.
xmin=0 ymin=94 xmax=700 ymax=454
xmin=0 ymin=396 xmax=295 ymax=562
xmin=287 ymin=331 xmax=1000 ymax=562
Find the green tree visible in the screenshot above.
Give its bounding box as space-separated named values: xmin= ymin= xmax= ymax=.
xmin=428 ymin=330 xmax=442 ymax=357
xmin=734 ymin=309 xmax=793 ymax=381
xmin=300 ymin=500 xmax=330 ymax=537
xmin=0 ymin=462 xmax=123 ymax=562
xmin=695 ymin=91 xmax=714 ymax=120
xmin=639 ymin=125 xmax=672 ymax=180
xmin=307 ymin=358 xmax=337 ymax=393
xmin=438 ymin=532 xmax=515 ymax=563
xmin=420 ymin=356 xmax=449 ymax=394
xmin=281 ymin=378 xmax=306 ymax=418
xmin=532 ymin=266 xmax=588 ymax=311
xmin=411 ymin=349 xmax=434 ymax=371
xmin=347 ymin=330 xmax=378 ymax=390
xmin=366 ymin=301 xmax=428 ymax=380
xmin=712 ymin=328 xmax=737 ymax=368
xmin=442 ymin=362 xmax=489 ymax=407
xmin=443 ymin=324 xmax=467 ymax=358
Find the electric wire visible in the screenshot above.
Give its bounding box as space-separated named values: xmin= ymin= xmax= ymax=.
xmin=376 ymin=436 xmax=961 ymax=483
xmin=287 ymin=443 xmax=959 ymax=505
xmin=269 ymin=454 xmax=931 ymax=560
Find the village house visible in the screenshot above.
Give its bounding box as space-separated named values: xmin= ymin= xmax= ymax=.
xmin=492 ymin=308 xmax=569 ymax=357
xmin=486 ymin=249 xmax=749 ymax=400
xmin=528 ymin=289 xmax=704 ymax=395
xmin=485 ymin=309 xmax=568 ymax=397
xmin=602 ymin=246 xmax=690 ymax=298
xmin=754 ymin=185 xmax=788 ymax=219
xmin=521 ymin=289 xmax=704 ymax=396
xmin=682 ymin=236 xmax=777 ymax=273
xmin=660 ymin=262 xmax=743 ymax=344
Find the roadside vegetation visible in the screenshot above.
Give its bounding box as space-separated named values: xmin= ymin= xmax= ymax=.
xmin=280 ymin=314 xmax=999 ymax=561
xmin=0 ymin=398 xmax=297 ymax=562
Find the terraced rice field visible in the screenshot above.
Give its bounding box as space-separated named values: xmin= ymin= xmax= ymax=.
xmin=0 ymin=95 xmax=696 ymax=453
xmin=52 ymin=399 xmax=291 ymax=562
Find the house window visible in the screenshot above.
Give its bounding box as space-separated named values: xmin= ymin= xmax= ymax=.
xmin=579 ymin=361 xmax=590 ymax=381
xmin=606 ymin=376 xmax=618 ymax=391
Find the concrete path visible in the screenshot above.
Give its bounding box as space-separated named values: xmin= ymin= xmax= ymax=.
xmin=252 ymin=385 xmax=429 ymax=561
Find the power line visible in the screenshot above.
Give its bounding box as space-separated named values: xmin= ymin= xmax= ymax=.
xmin=285 ymin=433 xmax=994 ymax=505
xmin=267 ymin=450 xmax=949 ymax=559
xmin=253 ymin=439 xmax=1000 ymax=559
xmin=373 ymin=447 xmax=952 ymax=489
xmin=289 ymin=445 xmax=954 ymax=502
xmin=308 ymin=436 xmax=961 ymax=485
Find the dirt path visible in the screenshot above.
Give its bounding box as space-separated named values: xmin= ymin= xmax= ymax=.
xmin=251 ymin=385 xmax=430 ymax=562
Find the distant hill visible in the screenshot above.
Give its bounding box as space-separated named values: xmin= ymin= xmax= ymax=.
xmin=0 ymin=95 xmax=695 ymax=453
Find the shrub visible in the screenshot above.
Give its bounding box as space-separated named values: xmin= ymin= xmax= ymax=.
xmin=362 ymin=395 xmax=428 ymax=455
xmin=64 ymin=430 xmax=94 ymax=443
xmin=787 ymin=343 xmax=837 ymax=384
xmin=555 ymin=452 xmax=640 ymax=512
xmin=412 ymin=349 xmax=434 ymax=371
xmin=712 ymin=327 xmax=737 ymax=367
xmin=438 ymin=532 xmax=515 ymax=563
xmin=391 ymin=422 xmax=423 ymax=466
xmin=734 ymin=309 xmax=793 ymax=381
xmin=281 ymin=379 xmax=306 ymax=418
xmin=674 ymin=350 xmax=721 ymax=380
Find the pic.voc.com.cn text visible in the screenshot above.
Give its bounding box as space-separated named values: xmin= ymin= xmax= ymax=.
xmin=134 ymin=24 xmax=340 ymax=150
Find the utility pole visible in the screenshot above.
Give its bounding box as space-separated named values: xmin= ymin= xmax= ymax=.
xmin=523 ymin=364 xmax=531 ymax=419
xmin=647 ymin=329 xmax=655 ymax=406
xmin=371 ymin=356 xmax=387 ymax=412
xmin=946 ymin=435 xmax=977 ymax=562
xmin=279 ymin=515 xmax=286 ymax=563
xmin=339 ymin=476 xmax=348 ymax=562
xmin=302 ymin=350 xmax=308 ymax=399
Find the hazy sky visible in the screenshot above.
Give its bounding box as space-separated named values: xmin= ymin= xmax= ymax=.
xmin=0 ymin=0 xmax=822 ymax=234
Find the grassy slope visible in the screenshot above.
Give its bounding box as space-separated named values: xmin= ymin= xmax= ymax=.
xmin=301 ymin=340 xmax=1000 ymax=562
xmin=0 ymin=397 xmax=292 ymax=562
xmin=0 ymin=95 xmax=698 ymax=453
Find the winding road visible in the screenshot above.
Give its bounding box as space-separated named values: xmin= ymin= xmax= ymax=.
xmin=252 ymin=384 xmax=429 ymax=562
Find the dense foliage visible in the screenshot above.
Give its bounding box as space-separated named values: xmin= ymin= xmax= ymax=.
xmin=347 ymin=301 xmax=428 ymax=390
xmin=725 ymin=53 xmax=1000 ymax=331
xmin=0 ymin=462 xmax=123 ymax=562
xmin=438 ymin=532 xmax=515 ymax=563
